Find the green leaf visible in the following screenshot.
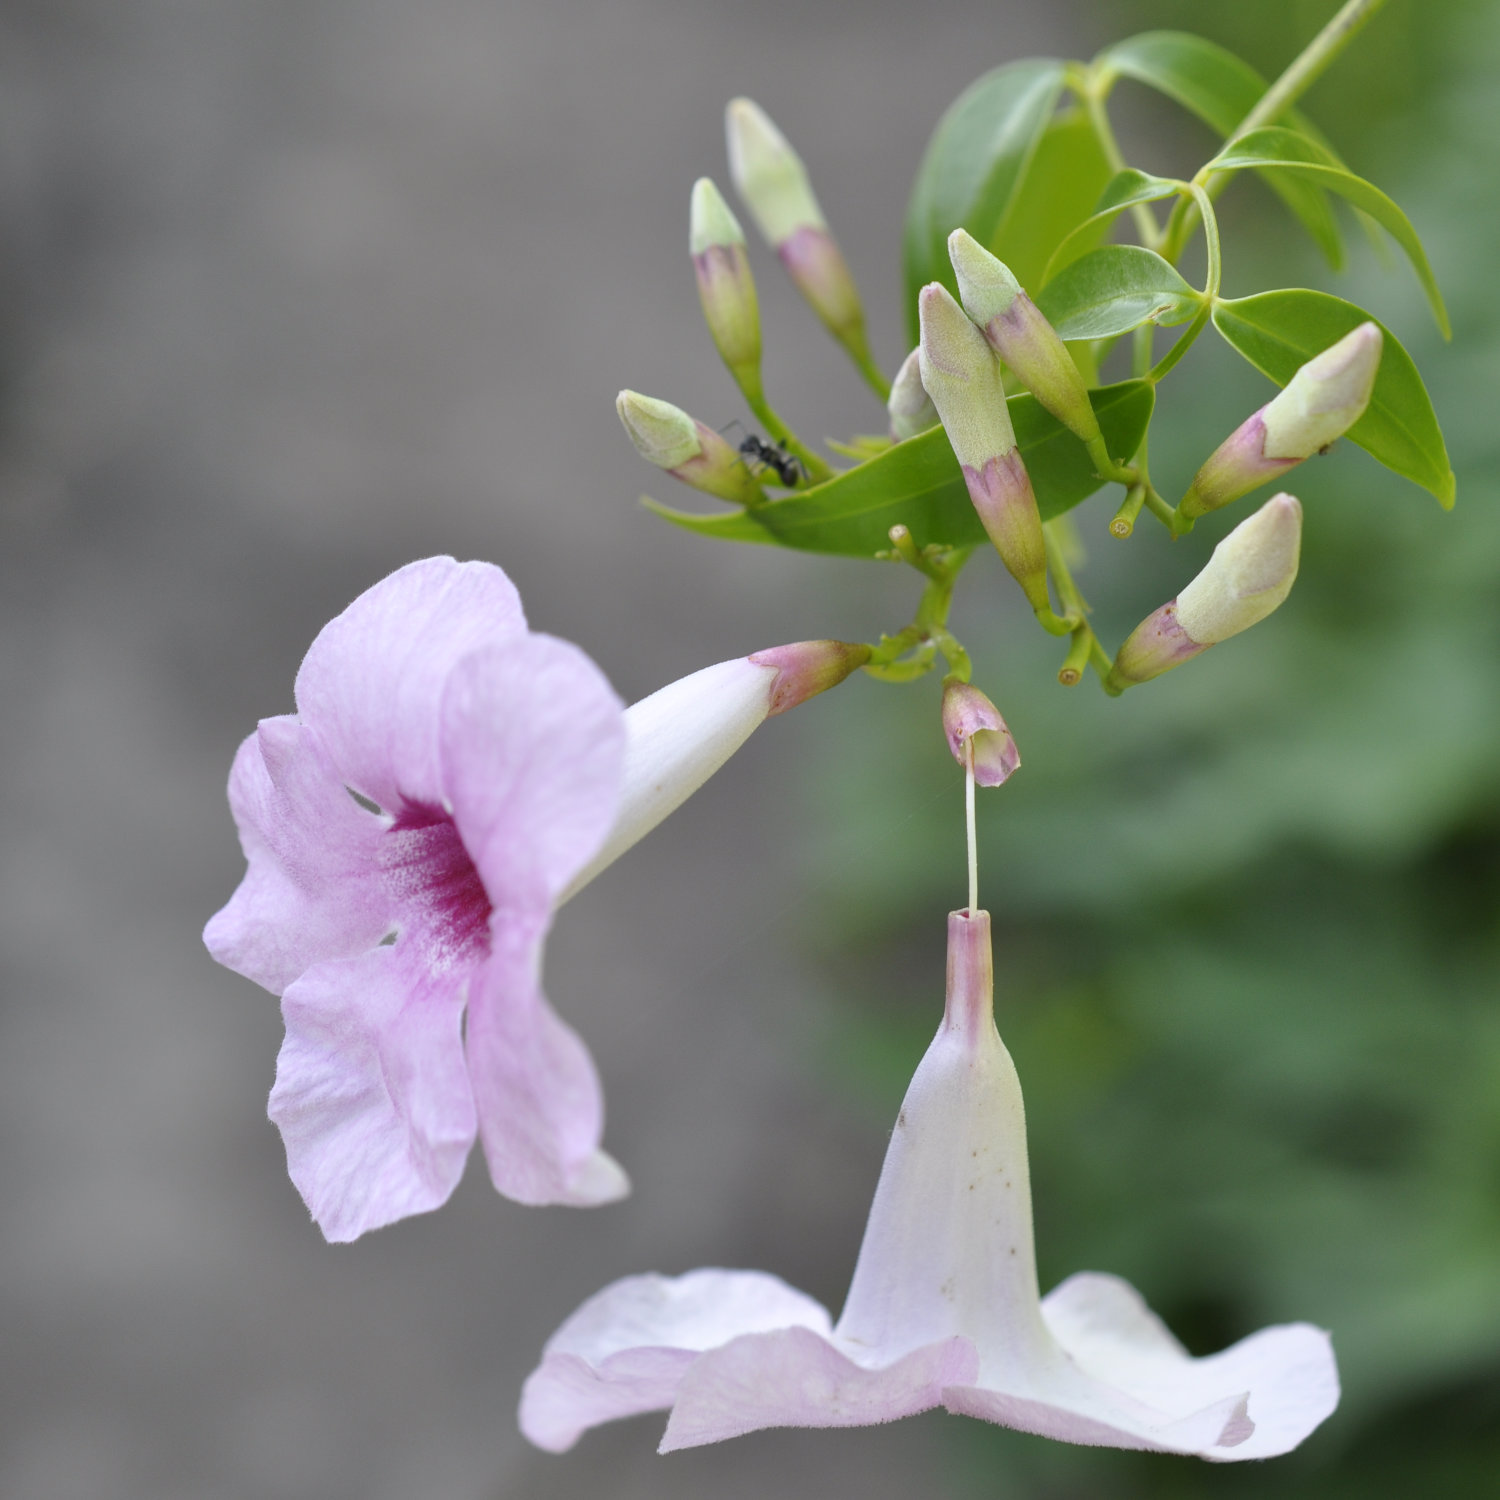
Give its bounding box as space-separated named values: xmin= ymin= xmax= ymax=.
xmin=1034 ymin=247 xmax=1200 ymax=340
xmin=1042 ymin=170 xmax=1184 ymax=284
xmin=902 ymin=60 xmax=1066 ymax=343
xmin=1096 ymin=31 xmax=1343 ymax=268
xmin=646 ymin=381 xmax=1156 ymax=557
xmin=983 ymin=104 xmax=1114 ymax=295
xmin=1208 ymin=127 xmax=1451 ymax=338
xmin=1212 ymin=290 xmax=1454 ymax=507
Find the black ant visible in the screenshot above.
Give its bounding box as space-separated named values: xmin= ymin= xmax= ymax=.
xmin=721 ymin=421 xmax=806 ymax=487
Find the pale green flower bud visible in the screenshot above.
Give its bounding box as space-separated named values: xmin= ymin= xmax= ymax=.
xmin=725 ymin=97 xmax=873 ymax=370
xmin=1180 ymin=324 xmax=1381 ymax=521
xmin=887 ymin=348 xmax=938 ymax=442
xmin=615 ymin=390 xmax=763 ymax=506
xmin=690 ymin=177 xmax=763 ymax=401
xmin=918 ymin=284 xmax=1050 ymax=617
xmin=1108 ymin=494 xmax=1302 ymax=690
xmin=948 ymin=229 xmax=1103 ymax=453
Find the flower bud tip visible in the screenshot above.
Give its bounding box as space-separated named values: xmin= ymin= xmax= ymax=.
xmin=616 ymin=390 xmax=700 ymax=470
xmin=942 ymin=678 xmax=1020 ymax=787
xmin=888 ymin=347 xmax=938 ymax=442
xmin=1175 ymin=493 xmax=1302 ymax=645
xmin=725 ymin=97 xmax=824 ymax=246
xmin=1262 ymin=322 xmax=1381 ymax=461
xmin=917 ymin=283 xmax=1015 ymax=468
xmin=948 ymin=228 xmax=1022 ymax=323
xmin=749 ymin=639 xmax=871 ymax=716
xmin=689 ymin=176 xmax=747 ymax=256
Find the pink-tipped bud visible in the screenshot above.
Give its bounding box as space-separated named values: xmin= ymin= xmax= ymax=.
xmin=690 ymin=178 xmax=763 ymax=400
xmin=1180 ymin=323 xmax=1382 ymax=520
xmin=616 ymin=390 xmax=763 ymax=506
xmin=1108 ymin=493 xmax=1303 ymax=689
xmin=918 ymin=283 xmax=1049 ymax=615
xmin=749 ymin=638 xmax=872 ymax=716
xmin=888 ymin=348 xmax=939 ymax=442
xmin=725 ymin=97 xmax=873 ymax=367
xmin=942 ymin=679 xmax=1020 ymax=786
xmin=949 ymin=230 xmax=1102 ymax=451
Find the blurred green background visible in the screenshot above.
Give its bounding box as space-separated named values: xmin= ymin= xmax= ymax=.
xmin=806 ymin=1 xmax=1500 ymax=1492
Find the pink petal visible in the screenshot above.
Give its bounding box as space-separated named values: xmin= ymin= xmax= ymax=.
xmin=663 ymin=1329 xmax=979 ymax=1451
xmin=203 ymin=717 xmax=390 ymax=994
xmin=439 ymin=635 xmax=625 ymax=912
xmin=269 ymin=944 xmax=477 ymax=1242
xmin=464 ymin=922 xmax=626 ymax=1207
xmin=1040 ymin=1272 xmax=1339 ymax=1461
xmin=294 ymin=557 xmax=527 ymax=813
xmin=521 ymin=1269 xmax=830 ymax=1453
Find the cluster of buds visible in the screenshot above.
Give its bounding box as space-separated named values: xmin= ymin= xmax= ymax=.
xmin=620 ymin=98 xmax=882 ymax=504
xmin=948 ymin=230 xmax=1113 ymax=473
xmin=1179 ymin=323 xmax=1382 ymax=522
xmin=1107 ymin=493 xmax=1303 ymax=691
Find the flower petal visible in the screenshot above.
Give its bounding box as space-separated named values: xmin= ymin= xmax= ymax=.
xmin=465 ymin=922 xmax=627 ymax=1207
xmin=204 ymin=717 xmax=390 ymax=994
xmin=941 ymin=1272 xmax=1335 ymax=1459
xmin=1041 ymin=1272 xmax=1339 ymax=1461
xmin=269 ymin=944 xmax=477 ymax=1242
xmin=520 ymin=1269 xmax=831 ymax=1453
xmin=294 ymin=557 xmax=527 ymax=812
xmin=662 ymin=1328 xmax=978 ymax=1451
xmin=439 ymin=635 xmax=626 ymax=911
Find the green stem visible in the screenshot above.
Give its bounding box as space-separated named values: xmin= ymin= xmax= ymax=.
xmin=863 ymin=547 xmax=974 ymax=681
xmin=1148 ymin=301 xmax=1212 ymax=383
xmin=851 ymin=346 xmax=892 ymax=403
xmin=1078 ymin=66 xmax=1163 ymax=249
xmin=1110 ymin=484 xmax=1148 ymax=538
xmin=1162 ymin=0 xmax=1388 ymax=263
xmin=1239 ymin=0 xmax=1388 ymax=138
xmin=745 ymin=393 xmax=836 ymax=484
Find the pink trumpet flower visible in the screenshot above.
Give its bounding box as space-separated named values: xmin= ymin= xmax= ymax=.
xmin=521 ymin=910 xmax=1339 ymax=1460
xmin=204 ymin=556 xmax=867 ymax=1241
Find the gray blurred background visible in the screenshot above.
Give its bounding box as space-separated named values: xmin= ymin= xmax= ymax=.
xmin=1 ymin=1 xmax=1495 ymax=1497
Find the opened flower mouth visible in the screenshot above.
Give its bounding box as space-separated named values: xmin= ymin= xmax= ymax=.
xmin=520 ymin=909 xmax=1339 ymax=1460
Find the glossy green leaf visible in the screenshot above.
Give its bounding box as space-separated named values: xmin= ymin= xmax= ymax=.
xmin=1212 ymin=290 xmax=1454 ymax=507
xmin=1209 ymin=128 xmax=1450 ymax=338
xmin=1096 ymin=31 xmax=1343 ymax=267
xmin=1034 ymin=247 xmax=1199 ymax=340
xmin=902 ymin=60 xmax=1066 ymax=343
xmin=1042 ymin=170 xmax=1184 ymax=284
xmin=645 ymin=381 xmax=1156 ymax=557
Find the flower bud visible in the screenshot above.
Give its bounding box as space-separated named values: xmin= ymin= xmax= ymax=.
xmin=690 ymin=177 xmax=763 ymax=400
xmin=1108 ymin=493 xmax=1302 ymax=690
xmin=725 ymin=97 xmax=873 ymax=369
xmin=948 ymin=230 xmax=1103 ymax=453
xmin=918 ymin=283 xmax=1050 ymax=617
xmin=887 ymin=348 xmax=938 ymax=442
xmin=616 ymin=390 xmax=763 ymax=506
xmin=941 ymin=679 xmax=1020 ymax=786
xmin=1180 ymin=324 xmax=1381 ymax=520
